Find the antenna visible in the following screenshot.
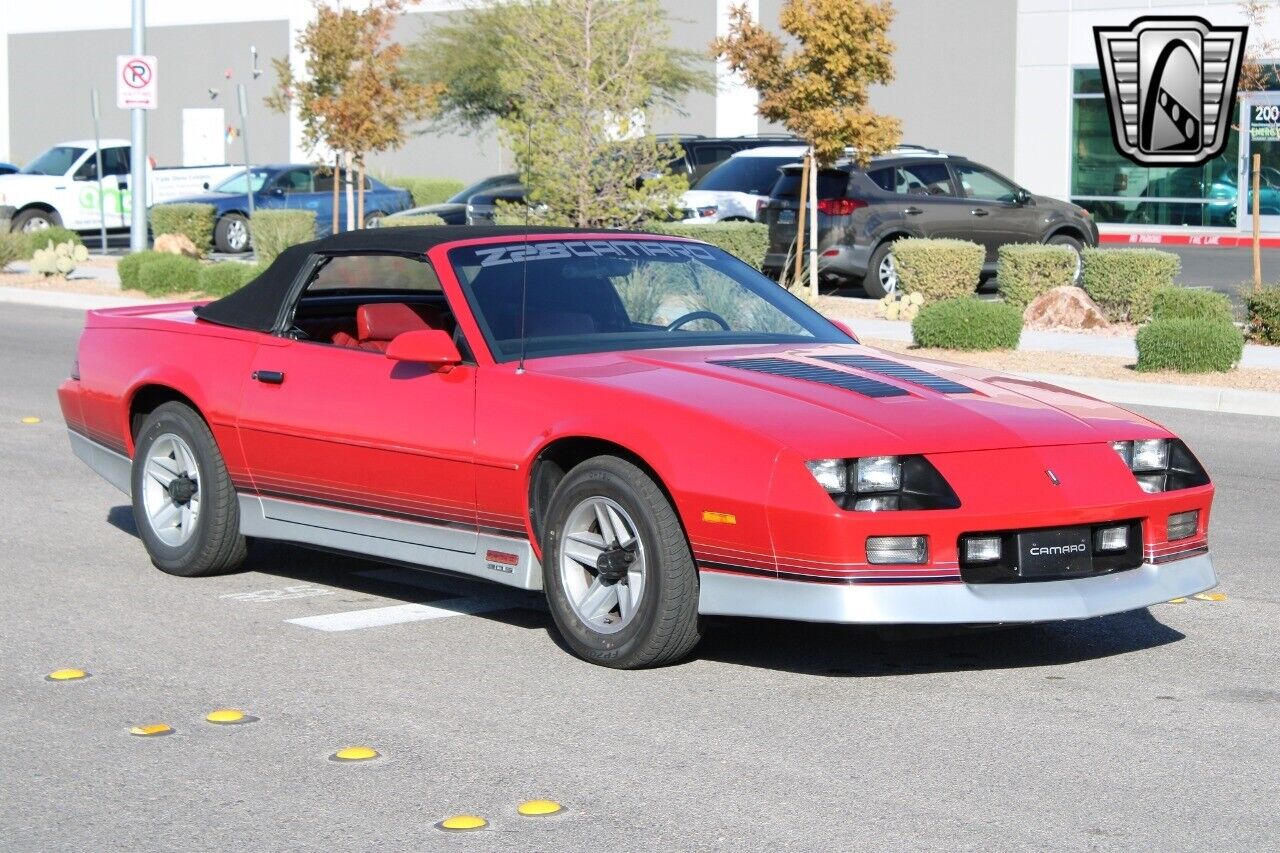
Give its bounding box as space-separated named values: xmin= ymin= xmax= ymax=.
xmin=516 ymin=118 xmax=531 ymax=374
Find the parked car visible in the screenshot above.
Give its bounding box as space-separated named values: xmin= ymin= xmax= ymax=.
xmin=663 ymin=134 xmax=802 ymax=184
xmin=0 ymin=162 xmax=18 ymax=176
xmin=465 ymin=182 xmax=528 ymax=225
xmin=162 ymin=165 xmax=413 ymax=253
xmin=382 ymin=173 xmax=519 ymax=225
xmin=61 ymin=226 xmax=1216 ymax=669
xmin=761 ymin=147 xmax=1099 ymax=297
xmin=680 ymin=145 xmax=807 ymax=223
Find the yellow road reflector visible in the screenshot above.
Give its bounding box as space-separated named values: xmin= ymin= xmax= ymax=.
xmin=1167 ymin=598 xmax=1187 ymax=604
xmin=701 ymin=510 xmax=737 ymax=525
xmin=332 ymin=746 xmax=379 ymax=761
xmin=436 ymin=815 xmax=487 ymax=832
xmin=517 ymin=799 xmax=564 ymax=817
xmin=205 ymin=708 xmax=252 ymax=724
xmin=130 ymin=723 xmax=173 ymax=737
xmin=46 ymin=668 xmax=88 ymax=681
xmin=1193 ymin=592 xmax=1226 ymax=602
xmin=21 ymin=416 xmax=41 ymax=424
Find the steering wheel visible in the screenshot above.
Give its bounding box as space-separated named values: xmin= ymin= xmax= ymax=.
xmin=665 ymin=310 xmax=730 ymax=332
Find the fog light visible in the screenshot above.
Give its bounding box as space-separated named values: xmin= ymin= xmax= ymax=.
xmin=1132 ymin=439 xmax=1170 ymax=472
xmin=1094 ymin=525 xmax=1129 ymax=553
xmin=866 ymin=535 xmax=927 ymax=565
xmin=962 ymin=536 xmax=1002 ymax=563
xmin=1167 ymin=510 xmax=1199 ymax=541
xmin=856 ymin=456 xmax=901 ymax=493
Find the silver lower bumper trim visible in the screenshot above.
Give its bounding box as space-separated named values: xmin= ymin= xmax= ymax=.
xmin=68 ymin=430 xmax=132 ymax=495
xmin=697 ymin=554 xmax=1217 ymax=624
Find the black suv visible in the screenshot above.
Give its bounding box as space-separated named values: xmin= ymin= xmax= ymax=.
xmin=761 ymin=148 xmax=1098 ymax=297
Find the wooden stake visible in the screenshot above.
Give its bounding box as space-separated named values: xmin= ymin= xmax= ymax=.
xmin=1254 ymin=152 xmax=1263 ymax=292
xmin=792 ymin=151 xmax=810 ymax=290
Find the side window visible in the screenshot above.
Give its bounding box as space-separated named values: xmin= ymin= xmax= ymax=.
xmin=694 ymin=145 xmax=734 ymax=167
xmin=866 ymin=167 xmax=895 ymax=192
xmin=953 ymin=163 xmax=1019 ymax=203
xmin=274 ymin=168 xmax=314 ymax=194
xmin=313 ymin=170 xmax=371 ymax=191
xmin=894 ymin=163 xmax=954 ymax=197
xmin=102 ymin=147 xmax=131 ymax=176
xmin=306 ymin=255 xmax=442 ymax=293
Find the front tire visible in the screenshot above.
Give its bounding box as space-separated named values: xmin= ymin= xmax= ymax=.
xmin=12 ymin=208 xmax=61 ymax=233
xmin=131 ymin=402 xmax=247 ymax=577
xmin=214 ymin=213 xmax=250 ymax=254
xmin=1046 ymin=233 xmax=1084 ymax=283
xmin=542 ymin=456 xmax=701 ymax=669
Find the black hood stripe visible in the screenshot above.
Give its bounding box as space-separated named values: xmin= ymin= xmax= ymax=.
xmin=709 ymin=357 xmax=910 ymax=398
xmin=817 ymin=354 xmax=974 ymax=394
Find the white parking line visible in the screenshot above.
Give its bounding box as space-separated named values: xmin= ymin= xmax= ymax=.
xmin=286 ymin=597 xmax=525 ymax=633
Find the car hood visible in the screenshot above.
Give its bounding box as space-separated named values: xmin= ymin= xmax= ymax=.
xmin=532 ymin=343 xmax=1166 ymax=456
xmin=0 ymin=173 xmax=60 ymax=191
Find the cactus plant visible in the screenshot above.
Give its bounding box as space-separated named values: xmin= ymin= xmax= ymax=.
xmin=30 ymin=240 xmax=89 ymax=278
xmin=877 ymin=290 xmax=923 ymax=322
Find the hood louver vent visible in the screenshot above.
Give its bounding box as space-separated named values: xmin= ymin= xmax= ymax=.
xmin=709 ymin=357 xmax=910 ymax=398
xmin=817 ymin=355 xmax=973 ymax=395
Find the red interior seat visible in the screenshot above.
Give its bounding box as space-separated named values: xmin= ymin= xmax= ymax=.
xmin=331 ymin=303 xmax=444 ymax=351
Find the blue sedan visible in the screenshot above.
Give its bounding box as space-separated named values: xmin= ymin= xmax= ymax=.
xmin=163 ymin=164 xmax=413 ymax=253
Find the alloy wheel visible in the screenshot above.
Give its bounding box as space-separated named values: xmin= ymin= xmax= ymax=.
xmin=879 ymin=253 xmax=898 ymax=295
xmin=140 ymin=433 xmax=201 ymax=547
xmin=558 ymin=496 xmax=647 ymax=634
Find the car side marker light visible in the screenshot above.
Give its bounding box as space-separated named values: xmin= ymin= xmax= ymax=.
xmin=701 ymin=511 xmax=736 ymax=524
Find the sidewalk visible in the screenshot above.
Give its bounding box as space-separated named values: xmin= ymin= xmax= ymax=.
xmin=843 ymin=316 xmax=1280 ymax=371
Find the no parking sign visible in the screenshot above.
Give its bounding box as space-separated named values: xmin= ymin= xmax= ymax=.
xmin=116 ymin=55 xmax=157 ymax=109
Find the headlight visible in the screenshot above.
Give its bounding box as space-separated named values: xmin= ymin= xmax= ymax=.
xmin=1111 ymin=438 xmax=1210 ymax=492
xmin=805 ymin=456 xmax=959 ymax=511
xmin=696 ymin=206 xmax=717 ymax=218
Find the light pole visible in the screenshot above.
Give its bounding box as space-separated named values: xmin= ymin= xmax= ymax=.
xmin=128 ymin=0 xmax=148 ymax=252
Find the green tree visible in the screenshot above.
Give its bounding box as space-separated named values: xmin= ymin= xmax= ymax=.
xmin=715 ymin=0 xmax=901 ymax=295
xmin=409 ymin=0 xmax=711 ymax=227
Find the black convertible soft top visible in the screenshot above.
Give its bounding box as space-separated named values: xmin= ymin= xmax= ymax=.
xmin=194 ymin=225 xmax=636 ymax=333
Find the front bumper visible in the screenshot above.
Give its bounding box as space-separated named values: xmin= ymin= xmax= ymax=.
xmin=697 ymin=553 xmax=1215 ymax=624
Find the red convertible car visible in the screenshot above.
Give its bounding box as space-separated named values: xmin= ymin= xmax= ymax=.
xmin=59 ymin=226 xmax=1216 ymax=668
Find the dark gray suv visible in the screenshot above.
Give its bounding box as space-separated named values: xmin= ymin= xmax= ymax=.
xmin=761 ymin=148 xmax=1098 ymax=297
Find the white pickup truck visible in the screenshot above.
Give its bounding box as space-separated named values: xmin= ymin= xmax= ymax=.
xmin=0 ymin=139 xmax=242 ymax=233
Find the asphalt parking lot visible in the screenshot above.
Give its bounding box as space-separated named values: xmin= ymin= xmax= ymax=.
xmin=1 ymin=302 xmax=1277 ymax=851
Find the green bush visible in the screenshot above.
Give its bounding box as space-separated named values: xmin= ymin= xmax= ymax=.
xmin=150 ymin=204 xmax=215 ymax=254
xmin=1081 ymin=248 xmax=1179 ymax=323
xmin=382 ymin=214 xmax=447 ymax=227
xmin=893 ymin=238 xmax=984 ymax=302
xmin=251 ymin=210 xmax=316 ymax=265
xmin=1136 ymin=318 xmax=1243 ymax=373
xmin=197 ymin=261 xmax=263 ymax=297
xmin=911 ymin=297 xmax=1023 ymax=351
xmin=117 ymin=250 xmax=167 ymax=291
xmin=1151 ymin=287 xmax=1233 ymax=324
xmin=0 ymin=231 xmax=22 ymax=270
xmin=997 ymin=243 xmax=1078 ymax=309
xmin=384 ymin=177 xmax=465 ymax=207
xmin=137 ymin=254 xmax=202 ymax=296
xmin=1244 ymin=285 xmax=1280 ymax=344
xmin=645 ymin=222 xmax=769 ymax=270
xmin=22 ymin=227 xmax=83 ymax=258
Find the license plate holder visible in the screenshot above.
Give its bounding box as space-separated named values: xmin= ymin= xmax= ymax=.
xmin=1016 ymin=526 xmax=1093 ymax=578
xmin=778 ymin=209 xmax=796 ymax=225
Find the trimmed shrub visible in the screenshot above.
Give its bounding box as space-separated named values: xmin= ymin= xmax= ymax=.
xmin=150 ymin=204 xmax=215 ymax=254
xmin=1081 ymin=248 xmax=1179 ymax=322
xmin=22 ymin=226 xmax=83 ymax=258
xmin=893 ymin=238 xmax=984 ymax=302
xmin=137 ymin=253 xmax=202 ymax=296
xmin=1136 ymin=318 xmax=1243 ymax=373
xmin=382 ymin=214 xmax=447 ymax=227
xmin=1151 ymin=287 xmax=1233 ymax=324
xmin=645 ymin=222 xmax=769 ymax=270
xmin=197 ymin=261 xmax=263 ymax=297
xmin=1244 ymin=285 xmax=1280 ymax=345
xmin=384 ymin=177 xmax=465 ymax=207
xmin=997 ymin=243 xmax=1078 ymax=309
xmin=0 ymin=231 xmax=22 ymax=270
xmin=911 ymin=297 xmax=1023 ymax=351
xmin=118 ymin=250 xmax=167 ymax=291
xmin=251 ymin=210 xmax=316 ymax=265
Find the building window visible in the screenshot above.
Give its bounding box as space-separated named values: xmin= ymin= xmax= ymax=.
xmin=1069 ymin=67 xmax=1260 ymax=227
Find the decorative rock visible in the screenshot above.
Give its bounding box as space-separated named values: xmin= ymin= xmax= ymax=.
xmin=1023 ymin=286 xmax=1110 ymax=331
xmin=154 ymin=233 xmax=200 ymax=257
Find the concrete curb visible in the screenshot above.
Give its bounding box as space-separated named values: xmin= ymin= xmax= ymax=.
xmin=1016 ymin=372 xmax=1280 ymax=419
xmin=0 ymin=286 xmax=170 ymax=311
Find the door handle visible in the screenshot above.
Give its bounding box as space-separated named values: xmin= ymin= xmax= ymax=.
xmin=903 ymin=206 xmax=923 ymax=216
xmin=970 ymin=208 xmax=990 ymax=216
xmin=252 ymin=370 xmax=285 ymax=385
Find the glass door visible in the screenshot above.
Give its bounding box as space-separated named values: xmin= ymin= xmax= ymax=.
xmin=1239 ymin=93 xmax=1280 ymax=233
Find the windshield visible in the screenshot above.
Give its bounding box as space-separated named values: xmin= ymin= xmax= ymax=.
xmin=214 ymin=169 xmax=274 ymax=193
xmin=449 ymin=239 xmax=844 ymax=361
xmin=21 ymin=146 xmax=87 ymax=176
xmin=448 ymin=173 xmax=520 ymax=204
xmin=694 ymin=156 xmax=802 ymax=194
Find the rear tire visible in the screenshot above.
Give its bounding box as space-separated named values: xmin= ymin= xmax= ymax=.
xmin=214 ymin=213 xmax=250 ymax=254
xmin=862 ymin=241 xmax=898 ymax=298
xmin=1047 ymin=233 xmax=1084 ymax=283
xmin=542 ymin=456 xmax=701 ymax=669
xmin=131 ymin=402 xmax=247 ymax=577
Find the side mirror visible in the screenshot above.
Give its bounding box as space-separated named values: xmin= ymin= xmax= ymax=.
xmin=831 ymin=319 xmax=859 ymax=342
xmin=385 ymin=329 xmax=463 ymax=371
xmin=1016 ymin=188 xmax=1034 ymax=206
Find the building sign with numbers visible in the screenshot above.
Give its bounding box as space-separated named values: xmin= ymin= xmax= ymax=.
xmin=116 ymin=55 xmax=157 ymax=110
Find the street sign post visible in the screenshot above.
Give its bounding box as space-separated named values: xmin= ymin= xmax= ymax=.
xmin=123 ymin=0 xmax=150 ymax=252
xmin=90 ymin=89 xmax=107 ymax=254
